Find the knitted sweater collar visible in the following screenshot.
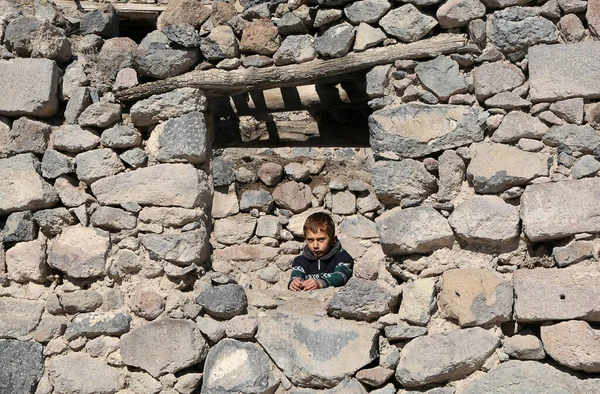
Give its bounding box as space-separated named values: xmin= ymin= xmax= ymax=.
xmin=302 ymin=239 xmax=341 ymax=261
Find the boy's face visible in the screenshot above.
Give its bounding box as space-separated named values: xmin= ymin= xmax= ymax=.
xmin=305 ymin=229 xmax=335 ymax=257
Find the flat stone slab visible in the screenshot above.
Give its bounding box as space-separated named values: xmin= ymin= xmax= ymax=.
xmin=0 ymin=298 xmax=44 ymax=338
xmin=396 ymin=327 xmax=500 ymax=387
xmin=369 ymin=103 xmax=486 ymax=158
xmin=461 ymin=360 xmax=600 ymax=393
xmin=256 ymin=312 xmax=378 ymax=388
xmin=514 ymin=267 xmax=600 ymax=322
xmin=0 ymin=340 xmax=43 ymax=394
xmin=541 ymin=320 xmax=600 ymax=373
xmin=0 ymin=58 xmax=60 ymax=117
xmin=91 ymin=163 xmax=211 ymax=209
xmin=530 ymin=42 xmax=600 ymax=102
xmin=49 ymin=353 xmax=124 ymax=394
xmin=521 ymin=178 xmax=600 ymax=242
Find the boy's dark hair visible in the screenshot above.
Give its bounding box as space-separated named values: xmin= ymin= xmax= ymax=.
xmin=303 ymin=212 xmax=335 ymax=238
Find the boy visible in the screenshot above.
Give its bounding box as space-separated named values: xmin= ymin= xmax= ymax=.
xmin=288 ymin=212 xmax=354 ymax=291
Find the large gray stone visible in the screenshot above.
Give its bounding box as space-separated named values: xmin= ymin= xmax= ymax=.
xmin=147 ymin=112 xmax=209 ymax=164
xmin=437 ymin=0 xmax=485 ymax=28
xmin=376 ymin=206 xmax=454 ymax=256
xmin=138 ymin=206 xmax=204 ymax=227
xmin=327 ymin=278 xmax=397 ymax=321
xmin=130 ymin=88 xmax=206 ymax=127
xmin=414 ymin=56 xmax=468 ymax=100
xmin=492 ymin=111 xmax=548 ymax=143
xmin=52 ymin=125 xmax=100 ymax=153
xmin=0 ymin=340 xmax=43 ymax=394
xmin=379 ymin=5 xmax=437 ymax=43
xmin=369 ymin=104 xmax=486 ymax=159
xmin=487 ymin=7 xmax=558 ymax=52
xmin=80 ymin=7 xmax=119 ymax=38
xmin=195 ymin=284 xmax=248 ymax=319
xmin=239 ymin=189 xmax=274 ymax=213
xmin=202 ymin=339 xmax=279 ymax=394
xmin=135 ymin=48 xmax=200 ymax=79
xmin=272 ymin=181 xmax=312 ymax=213
xmin=339 ymin=214 xmax=378 ymax=238
xmin=520 ymin=178 xmax=600 ymax=242
xmin=370 ymin=159 xmax=437 ymax=205
xmin=2 ymin=211 xmax=36 ymax=243
xmin=438 ymin=268 xmax=513 ymax=327
xmin=314 ymin=22 xmax=355 ymax=58
xmin=91 ymin=163 xmax=211 ymax=209
xmin=273 ymin=34 xmax=315 ymax=66
xmin=0 ymin=298 xmax=44 ymax=338
xmin=0 ymin=154 xmax=58 ymax=215
xmin=461 ymin=360 xmax=600 ymax=393
xmin=396 ymin=327 xmax=500 ymax=387
xmin=213 ymin=215 xmax=256 ymax=245
xmin=542 ymin=320 xmax=600 ymax=373
xmin=49 ymin=353 xmax=124 ymax=393
xmin=542 ymin=124 xmax=600 ymax=153
xmin=64 ymin=312 xmax=131 ymax=340
xmin=256 ymin=312 xmax=378 ymax=388
xmin=343 ymin=0 xmax=391 ymax=24
xmin=75 ymin=149 xmax=125 ymax=184
xmin=473 ymin=62 xmax=525 ymax=101
xmin=200 ymin=25 xmax=239 ymax=61
xmin=4 ymin=16 xmax=41 ymax=57
xmin=47 ymin=226 xmax=110 ymax=278
xmin=448 ymin=196 xmax=520 ymax=244
xmin=467 ymin=143 xmax=551 ymax=193
xmin=514 ymin=267 xmax=600 ymax=322
xmin=41 ymin=150 xmax=75 ymax=179
xmin=90 ymin=206 xmax=137 ymax=231
xmin=0 ymin=58 xmax=60 ymax=117
xmin=397 ymin=277 xmax=436 ymax=325
xmin=101 ymin=124 xmax=142 ymax=148
xmin=121 ymin=318 xmax=208 ymax=377
xmin=0 ymin=116 xmax=51 ymax=157
xmin=78 ymin=102 xmax=122 ymax=128
xmin=139 ymin=228 xmax=209 ymax=266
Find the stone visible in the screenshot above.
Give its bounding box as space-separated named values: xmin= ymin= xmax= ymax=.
xmin=0 ymin=58 xmax=60 ymax=117
xmin=140 ymin=228 xmax=209 ymax=266
xmin=52 ymin=125 xmax=100 ymax=153
xmin=212 ymin=184 xmax=240 ymax=219
xmin=5 ymin=240 xmax=47 ymax=283
xmin=492 ymin=111 xmax=548 ymax=143
xmin=61 ymin=61 xmax=89 ymax=101
xmin=120 ymin=148 xmax=147 ymax=168
xmin=550 ymin=98 xmax=584 ymax=124
xmin=485 ymin=91 xmax=532 ymax=110
xmin=258 ymin=162 xmax=283 ymax=186
xmin=503 ymin=331 xmax=545 ymax=360
xmin=256 ymin=215 xmax=281 ymax=238
xmin=200 ymin=25 xmax=239 ymax=61
xmin=213 ymin=245 xmax=279 ymax=262
xmin=129 ymin=290 xmax=165 ymax=320
xmin=376 ymin=206 xmax=454 ymax=256
xmin=47 ymin=290 xmax=103 ymax=314
xmin=356 ymin=366 xmax=394 ymax=387
xmin=147 ymin=112 xmax=209 ymax=164
xmin=162 ymin=23 xmax=199 ymax=48
xmin=487 ymin=7 xmax=558 ymax=52
xmin=0 ymin=116 xmax=50 ymax=157
xmin=366 ymin=65 xmax=391 ymax=98
xmin=138 ymin=207 xmax=204 ymax=227
xmin=278 ymin=12 xmax=309 ymax=35
xmin=543 ymin=124 xmax=600 ymax=153
xmin=4 ymin=16 xmax=41 ymax=57
xmin=397 ymin=277 xmax=436 ymax=325
xmin=520 ymin=178 xmax=600 ymax=242
xmin=354 ymin=23 xmax=386 ymax=52
xmin=31 ymin=20 xmax=71 ymax=63
xmin=256 ymin=312 xmax=378 ymax=388
xmin=80 ymin=7 xmax=119 ymax=38
xmin=202 ymin=339 xmax=278 ymax=393
xmin=225 ymin=315 xmax=258 ymax=339
xmin=558 ymin=0 xmax=587 ymax=12
xmin=235 ymin=167 xmax=258 ymax=184
xmin=467 ymin=143 xmax=551 ymax=193
xmin=213 ymin=158 xmax=235 ymax=187
xmin=448 ymin=196 xmax=520 ymax=245
xmin=75 ymin=148 xmax=125 ymax=185
xmin=473 ymin=62 xmax=525 ymax=101
xmin=64 ymin=312 xmax=130 ymax=340
xmin=113 ymin=67 xmax=138 ymax=91
xmin=54 ymin=177 xmax=95 ymax=207
xmin=196 ymin=284 xmax=248 ymax=319
xmin=383 ymin=322 xmax=427 ymax=340
xmin=240 ymin=19 xmax=280 ymax=55
xmin=0 ymin=340 xmax=43 ymax=394
xmin=415 ymin=56 xmax=467 ymax=100
xmin=273 ymin=181 xmax=312 ymax=213
xmin=331 ymin=190 xmax=356 ymax=215
xmin=437 ymin=150 xmax=465 ymax=202
xmin=33 ymin=207 xmax=76 ymax=236
xmin=0 ymin=297 xmax=44 ymax=338
xmin=379 ymin=5 xmax=437 ymax=43
xmin=2 ymin=211 xmax=36 ymax=242
xmin=101 ymin=124 xmax=142 ymax=148
xmin=135 ymin=48 xmax=200 ymax=79
xmin=130 ymin=87 xmax=206 ymax=127
xmin=314 ymin=9 xmax=343 ymax=28
xmin=47 ymin=225 xmax=110 ymax=278
xmin=327 ymin=278 xmax=397 ymax=321
xmin=97 ymin=37 xmax=137 ymax=80
xmin=396 ymin=327 xmax=500 ymax=387
xmin=344 ymin=0 xmax=390 ymax=24
xmin=573 ymin=155 xmax=600 ymax=179
xmin=0 ymin=154 xmax=58 ymax=215
xmin=91 ymin=163 xmax=211 ymax=209
xmin=541 ymin=320 xmax=600 ymax=373
xmin=314 ymin=22 xmax=355 ymax=58
xmin=438 ymin=268 xmax=513 ymax=327
xmin=214 ymin=214 xmax=256 ymax=245
xmin=121 ymin=318 xmax=207 ymax=377
xmin=284 ymin=162 xmax=311 ymax=182
xmin=238 ymin=190 xmax=273 ymax=214
xmin=90 ymin=206 xmax=136 ymax=231
xmin=273 ymin=34 xmax=315 ymax=66
xmin=339 ymin=214 xmax=378 ymax=239
xmin=370 ymin=159 xmax=437 ymax=206
xmin=461 ymin=360 xmax=600 ymax=393
xmin=514 ymin=267 xmax=600 ymax=321
xmin=197 ymin=315 xmax=226 ymax=342
xmin=589 ymin=0 xmax=600 ymax=37
xmin=49 ymin=353 xmax=124 ymax=392
xmin=157 ymin=0 xmax=212 ymax=29
xmin=559 ymin=14 xmax=586 ymax=43
xmin=553 ymin=240 xmax=594 ymax=268
xmin=64 ymin=87 xmax=92 ymax=124
xmin=437 ymin=0 xmax=485 ymax=28
xmin=517 ymin=138 xmax=545 ymax=152
xmin=369 ymin=104 xmax=486 ymax=159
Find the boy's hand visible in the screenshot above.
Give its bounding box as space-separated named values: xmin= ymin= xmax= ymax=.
xmin=289 ymin=278 xmax=304 ymax=291
xmin=302 ymin=278 xmax=322 ymax=290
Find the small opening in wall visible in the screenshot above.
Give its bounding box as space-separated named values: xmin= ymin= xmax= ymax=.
xmin=559 ymin=294 xmax=566 ymax=300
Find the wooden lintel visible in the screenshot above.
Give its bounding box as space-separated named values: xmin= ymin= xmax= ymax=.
xmin=116 ymin=33 xmax=467 ymax=102
xmin=54 ymin=0 xmax=167 ymax=16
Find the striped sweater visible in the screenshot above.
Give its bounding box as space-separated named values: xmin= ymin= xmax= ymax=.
xmin=288 ymin=240 xmax=354 ymax=289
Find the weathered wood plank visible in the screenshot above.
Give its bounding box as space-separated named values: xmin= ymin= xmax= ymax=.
xmin=116 ymin=33 xmax=467 ymax=102
xmin=54 ymin=0 xmax=167 ymax=14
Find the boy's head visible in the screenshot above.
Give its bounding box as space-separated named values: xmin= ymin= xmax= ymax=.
xmin=303 ymin=212 xmax=337 ymax=257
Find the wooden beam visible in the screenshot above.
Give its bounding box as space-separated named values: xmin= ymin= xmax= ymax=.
xmin=116 ymin=33 xmax=467 ymax=102
xmin=54 ymin=0 xmax=166 ymax=17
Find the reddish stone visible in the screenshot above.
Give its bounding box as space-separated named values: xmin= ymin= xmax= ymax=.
xmin=240 ymin=19 xmax=281 ymax=55
xmin=157 ymin=0 xmax=212 ymax=29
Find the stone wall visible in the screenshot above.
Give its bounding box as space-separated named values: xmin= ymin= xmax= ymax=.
xmin=3 ymin=0 xmax=600 ymax=393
